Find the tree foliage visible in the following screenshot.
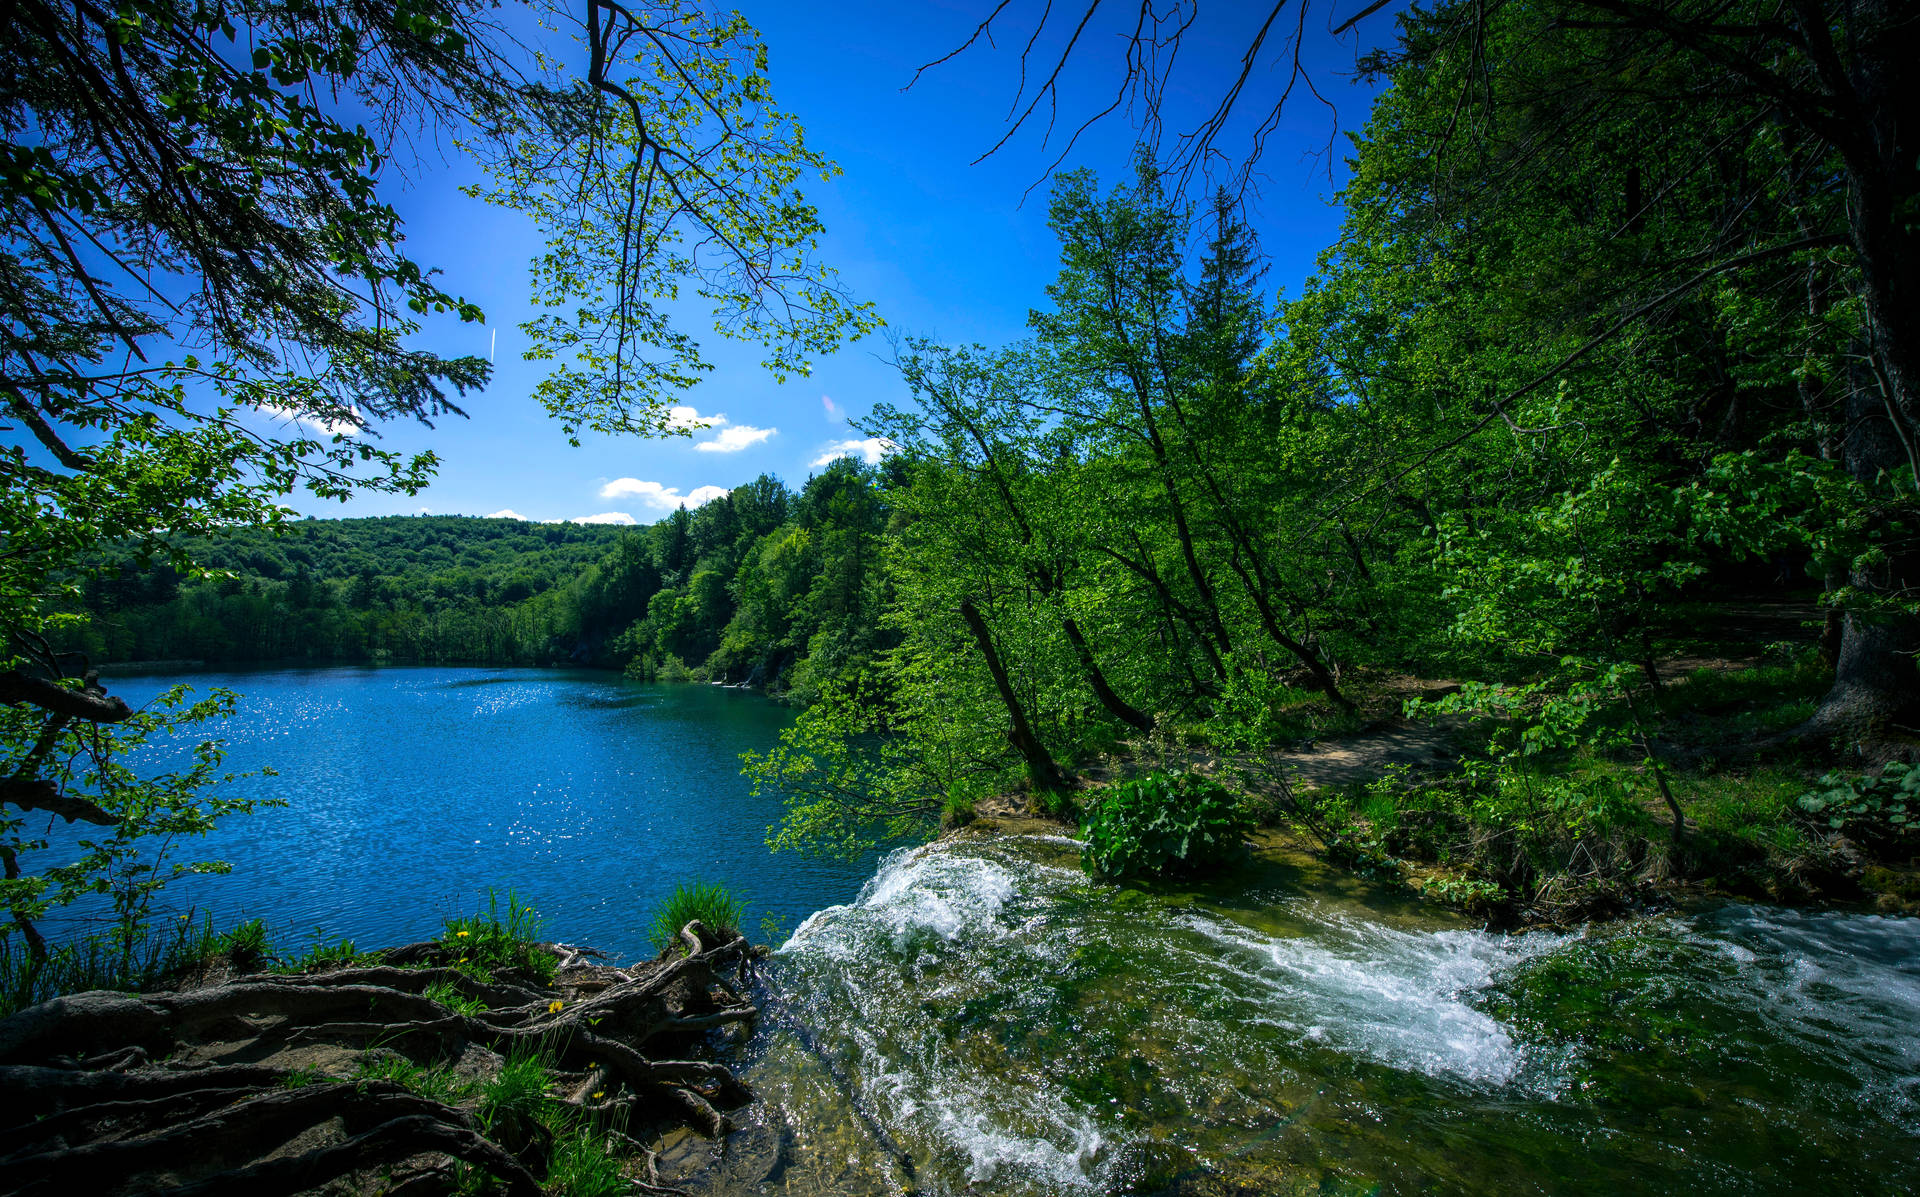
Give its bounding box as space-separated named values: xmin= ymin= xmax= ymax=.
xmin=2 ymin=0 xmax=871 ymax=956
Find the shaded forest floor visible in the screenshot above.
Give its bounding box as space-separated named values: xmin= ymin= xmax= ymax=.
xmin=976 ymin=601 xmax=1920 ymax=927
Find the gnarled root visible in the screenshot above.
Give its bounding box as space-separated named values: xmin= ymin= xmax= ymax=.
xmin=0 ymin=922 xmax=759 ymax=1196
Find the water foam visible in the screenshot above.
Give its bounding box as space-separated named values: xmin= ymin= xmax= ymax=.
xmin=1687 ymin=907 xmax=1920 ymax=1114
xmin=785 ymin=844 xmax=1019 ymax=956
xmin=767 ymin=837 xmax=1920 ymax=1195
xmin=1180 ymin=906 xmax=1570 ymax=1088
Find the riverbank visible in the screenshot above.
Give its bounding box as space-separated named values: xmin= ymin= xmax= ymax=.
xmin=0 ymin=907 xmax=763 ymax=1196
xmin=950 ymin=683 xmax=1920 ymax=930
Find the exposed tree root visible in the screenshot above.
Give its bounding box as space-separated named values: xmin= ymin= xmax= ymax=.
xmin=0 ymin=923 xmax=762 ymax=1196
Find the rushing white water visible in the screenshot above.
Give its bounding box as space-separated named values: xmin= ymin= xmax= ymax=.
xmin=727 ymin=835 xmax=1920 ymax=1196
xmin=1173 ymin=905 xmax=1574 ymax=1090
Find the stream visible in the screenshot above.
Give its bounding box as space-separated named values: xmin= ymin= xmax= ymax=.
xmin=663 ymin=832 xmax=1920 ymax=1196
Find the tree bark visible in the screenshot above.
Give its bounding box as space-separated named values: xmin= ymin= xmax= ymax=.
xmin=0 ymin=670 xmax=132 ymax=723
xmin=1804 ymin=0 xmax=1920 ymax=738
xmin=959 ymin=599 xmax=1071 ymax=790
xmin=1800 ymin=367 xmax=1920 ymax=738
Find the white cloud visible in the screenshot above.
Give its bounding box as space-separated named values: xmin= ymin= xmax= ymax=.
xmin=570 ymin=511 xmax=638 ymax=525
xmin=259 ymin=404 xmax=360 ymax=438
xmin=597 ymin=478 xmax=731 ymax=512
xmin=600 ymin=478 xmax=677 ymax=505
xmin=694 ymin=424 xmax=776 ymax=453
xmin=822 ymin=394 xmax=844 ymax=422
xmin=484 ymin=509 xmax=530 ymax=521
xmin=665 ymin=405 xmax=726 ymax=431
xmin=810 ymin=437 xmax=898 ymax=468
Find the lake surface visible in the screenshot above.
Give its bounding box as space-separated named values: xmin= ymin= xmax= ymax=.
xmin=59 ymin=667 xmax=876 ymax=960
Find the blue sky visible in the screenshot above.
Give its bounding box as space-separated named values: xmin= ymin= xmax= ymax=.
xmin=286 ymin=1 xmax=1399 ymax=524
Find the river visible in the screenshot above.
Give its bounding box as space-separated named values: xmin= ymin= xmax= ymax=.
xmin=683 ymin=833 xmax=1920 ymax=1196
xmin=66 ymin=668 xmax=1920 ymax=1194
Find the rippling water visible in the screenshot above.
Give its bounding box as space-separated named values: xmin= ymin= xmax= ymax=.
xmin=665 ymin=833 xmax=1920 ymax=1197
xmin=46 ymin=667 xmax=875 ymax=960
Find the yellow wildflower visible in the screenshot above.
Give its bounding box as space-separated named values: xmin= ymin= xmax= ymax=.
xmin=455 ymin=930 xmax=470 ymax=938
xmin=592 ymin=1091 xmax=605 ymax=1100
xmin=547 ymin=999 xmax=564 ymax=1013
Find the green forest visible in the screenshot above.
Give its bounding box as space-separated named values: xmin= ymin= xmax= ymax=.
xmin=4 ymin=0 xmax=1919 ymax=1191
xmin=36 ymin=0 xmax=1920 ymax=913
xmin=60 ymin=463 xmax=892 ymax=694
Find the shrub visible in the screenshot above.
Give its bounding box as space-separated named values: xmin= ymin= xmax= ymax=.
xmin=1797 ymin=764 xmax=1919 ymax=850
xmin=1080 ymin=771 xmax=1252 ymax=880
xmin=441 ymin=890 xmax=555 ymax=985
xmin=647 ymin=880 xmax=746 ymax=951
xmin=220 ymin=918 xmax=272 ymax=968
xmin=941 ymin=787 xmax=977 ymax=828
xmin=1420 ymin=875 xmax=1509 ymax=914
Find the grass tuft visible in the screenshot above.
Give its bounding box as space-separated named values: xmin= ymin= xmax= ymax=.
xmin=0 ymin=913 xmax=223 ymax=1019
xmin=355 ymin=1053 xmax=474 ymax=1106
xmin=647 ymin=880 xmax=746 ymax=952
xmin=280 ymin=933 xmax=374 ymax=974
xmin=441 ymin=890 xmax=555 ymax=985
xmin=423 ymin=977 xmax=488 ymax=1015
xmin=544 ymin=1129 xmax=634 ymax=1197
xmin=219 ymin=918 xmax=272 ymax=968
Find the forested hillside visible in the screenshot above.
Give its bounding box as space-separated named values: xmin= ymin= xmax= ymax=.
xmin=62 ymin=464 xmax=894 ymax=697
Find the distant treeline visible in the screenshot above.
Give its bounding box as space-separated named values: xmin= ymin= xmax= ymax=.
xmin=61 ymin=461 xmax=893 ymax=699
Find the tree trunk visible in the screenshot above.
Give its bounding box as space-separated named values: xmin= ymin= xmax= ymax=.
xmin=941 ymin=400 xmax=1155 ymax=736
xmin=1804 ymin=378 xmax=1920 ymax=739
xmin=1804 ymin=0 xmax=1920 ymax=739
xmin=959 ymin=599 xmax=1071 ymax=791
xmin=1221 ymin=548 xmax=1356 ymax=714
xmin=1060 ymin=615 xmax=1154 ymax=731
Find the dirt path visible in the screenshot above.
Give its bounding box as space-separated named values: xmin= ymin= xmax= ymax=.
xmin=1266 ymin=717 xmax=1466 ymax=791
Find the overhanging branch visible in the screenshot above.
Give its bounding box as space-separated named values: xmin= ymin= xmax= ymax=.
xmin=0 ymin=670 xmax=133 ymax=724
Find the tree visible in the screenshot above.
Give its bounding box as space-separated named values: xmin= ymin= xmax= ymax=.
xmin=2 ymin=0 xmax=870 ymax=956
xmin=935 ymin=0 xmax=1920 ymax=739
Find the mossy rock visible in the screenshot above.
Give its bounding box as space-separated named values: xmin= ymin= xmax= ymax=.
xmin=1862 ymin=864 xmax=1920 ymax=900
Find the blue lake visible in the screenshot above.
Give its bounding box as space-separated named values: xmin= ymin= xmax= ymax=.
xmin=55 ymin=667 xmax=877 ymax=961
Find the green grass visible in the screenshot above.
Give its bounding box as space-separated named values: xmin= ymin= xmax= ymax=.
xmin=279 ymin=933 xmax=376 ymax=974
xmin=0 ymin=913 xmax=223 ymax=1019
xmin=647 ymin=881 xmax=746 ymax=952
xmin=1652 ymin=660 xmax=1828 ymax=745
xmin=355 ymin=1040 xmax=644 ymax=1196
xmin=355 ymin=1053 xmax=475 ymax=1106
xmin=544 ymin=1130 xmax=636 ymax=1197
xmin=478 ymin=1042 xmax=552 ymax=1128
xmin=423 ymin=977 xmax=489 ymax=1015
xmin=441 ymin=890 xmax=555 ymax=984
xmin=941 ymin=787 xmax=977 ymax=828
xmin=219 ymin=918 xmax=272 ymax=969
